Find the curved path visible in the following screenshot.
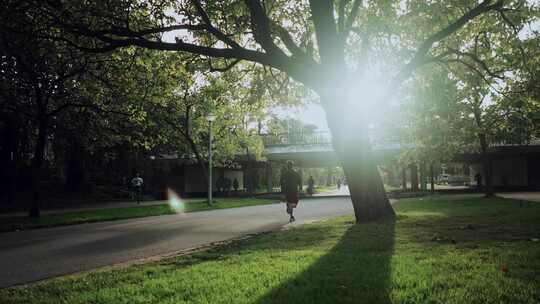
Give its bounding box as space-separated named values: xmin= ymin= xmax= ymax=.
xmin=0 ymin=197 xmax=353 ymax=288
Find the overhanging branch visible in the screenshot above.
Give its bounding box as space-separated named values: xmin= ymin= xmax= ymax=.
xmin=394 ymin=0 xmax=504 ymax=84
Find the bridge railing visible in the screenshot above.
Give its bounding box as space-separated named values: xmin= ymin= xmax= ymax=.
xmin=261 ymin=131 xmax=413 ymax=150
xmin=261 ymin=131 xmax=332 ymax=146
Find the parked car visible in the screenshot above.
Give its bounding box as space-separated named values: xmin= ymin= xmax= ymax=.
xmin=437 ymin=174 xmax=450 ymax=184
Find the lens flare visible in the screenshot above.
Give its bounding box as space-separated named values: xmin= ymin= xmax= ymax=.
xmin=167 ymin=188 xmax=185 ymax=213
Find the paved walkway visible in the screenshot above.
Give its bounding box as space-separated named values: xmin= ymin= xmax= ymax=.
xmin=0 ymin=190 xmax=348 ymax=218
xmin=0 ymin=197 xmax=354 ymax=287
xmin=314 ymin=185 xmax=350 ymax=196
xmin=496 ymin=192 xmax=540 ymax=202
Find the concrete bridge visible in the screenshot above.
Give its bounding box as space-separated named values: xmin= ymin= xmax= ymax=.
xmin=261 ymin=131 xmax=412 ymax=167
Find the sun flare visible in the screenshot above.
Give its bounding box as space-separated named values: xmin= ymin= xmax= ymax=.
xmin=167 ymin=188 xmax=185 ymax=213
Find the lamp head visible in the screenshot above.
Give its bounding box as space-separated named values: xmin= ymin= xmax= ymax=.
xmin=206 ymin=113 xmax=216 ymax=122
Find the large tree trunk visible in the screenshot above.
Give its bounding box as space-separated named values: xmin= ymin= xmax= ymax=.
xmin=29 ymin=118 xmax=48 ymax=218
xmin=323 ymin=97 xmax=394 ymax=222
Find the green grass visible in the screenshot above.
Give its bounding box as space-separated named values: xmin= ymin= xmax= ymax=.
xmin=2 ymin=196 xmax=540 ymax=303
xmin=314 ymin=185 xmax=337 ymax=193
xmin=0 ymin=198 xmax=278 ymax=233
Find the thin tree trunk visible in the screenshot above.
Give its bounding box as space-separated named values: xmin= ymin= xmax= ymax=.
xmin=410 ymin=164 xmax=419 ymax=191
xmin=178 ymin=107 xmax=209 ymax=191
xmin=430 ymin=163 xmax=435 ymax=193
xmin=29 ymin=118 xmax=48 ymax=218
xmin=245 ymin=147 xmax=254 ymax=196
xmin=326 ymin=167 xmax=332 ymax=186
xmin=419 ymin=162 xmax=427 ymax=190
xmin=473 ymin=107 xmax=494 ymax=197
xmin=187 ymin=137 xmax=208 ymax=185
xmin=402 ymin=166 xmax=407 ymax=191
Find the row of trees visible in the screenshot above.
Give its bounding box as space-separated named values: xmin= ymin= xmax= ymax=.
xmin=402 ymin=30 xmax=539 ymax=196
xmin=26 ymin=0 xmax=539 ymax=222
xmin=1 ymin=1 xmax=303 ymax=217
xmin=2 ymin=1 xmax=539 ymax=222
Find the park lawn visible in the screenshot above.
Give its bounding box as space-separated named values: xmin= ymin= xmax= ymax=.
xmin=2 ymin=196 xmax=540 ymax=304
xmin=314 ymin=185 xmax=337 ymax=193
xmin=0 ymin=198 xmax=278 ymax=233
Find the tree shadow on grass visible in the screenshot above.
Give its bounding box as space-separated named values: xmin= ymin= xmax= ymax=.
xmin=255 ymin=219 xmax=395 ymax=304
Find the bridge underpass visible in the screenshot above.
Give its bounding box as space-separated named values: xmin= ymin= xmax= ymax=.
xmin=262 ymin=131 xmax=411 ymax=167
xmin=253 ymin=132 xmax=415 ymax=193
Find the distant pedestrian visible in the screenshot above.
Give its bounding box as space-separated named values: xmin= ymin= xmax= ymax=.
xmin=475 ymin=173 xmax=482 ymax=189
xmin=307 ymin=176 xmax=315 ymax=196
xmin=131 ymin=173 xmax=144 ymax=204
xmin=337 ymin=178 xmax=342 ymax=190
xmin=281 ymin=161 xmax=302 ymax=222
xmin=233 ymin=178 xmax=239 ymax=193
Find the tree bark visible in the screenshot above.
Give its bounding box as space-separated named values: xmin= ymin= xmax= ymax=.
xmin=323 ymin=96 xmax=394 ymax=222
xmin=29 ymin=117 xmax=48 ymax=218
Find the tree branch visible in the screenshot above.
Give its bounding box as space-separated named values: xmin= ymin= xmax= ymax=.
xmin=446 ymin=47 xmax=506 ymax=79
xmin=394 ymin=0 xmax=504 ymax=83
xmin=344 ymin=0 xmax=362 ymax=36
xmin=337 ymin=0 xmax=350 ymax=33
xmin=209 ymin=58 xmax=241 ymax=72
xmin=243 ymin=0 xmax=283 ymax=55
xmin=189 ymin=0 xmax=243 ymax=49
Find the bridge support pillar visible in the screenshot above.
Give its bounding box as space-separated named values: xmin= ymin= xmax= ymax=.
xmin=401 ymin=166 xmax=407 ymax=191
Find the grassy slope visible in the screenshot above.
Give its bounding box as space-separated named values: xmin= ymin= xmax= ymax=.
xmin=1 ymin=196 xmax=540 ymax=303
xmin=0 ymin=198 xmax=278 ymax=232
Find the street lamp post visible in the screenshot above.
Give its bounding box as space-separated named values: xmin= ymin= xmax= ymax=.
xmin=206 ymin=113 xmax=216 ymax=205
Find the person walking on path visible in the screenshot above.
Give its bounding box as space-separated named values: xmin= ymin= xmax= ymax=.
xmin=307 ymin=176 xmax=315 ymax=196
xmin=131 ymin=173 xmax=144 ymax=204
xmin=281 ymin=161 xmax=302 ymax=222
xmin=337 ymin=178 xmax=342 ymax=190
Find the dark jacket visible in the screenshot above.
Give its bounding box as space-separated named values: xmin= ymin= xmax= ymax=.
xmin=282 ymin=169 xmax=301 ymax=194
